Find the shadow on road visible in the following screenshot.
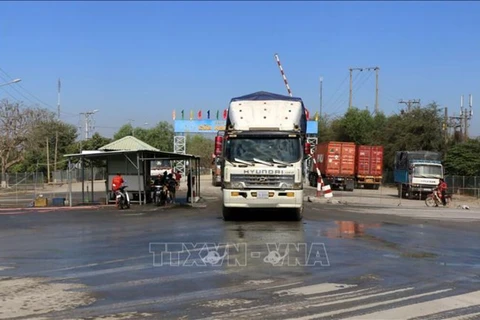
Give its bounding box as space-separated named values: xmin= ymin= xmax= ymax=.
xmin=220 ymin=208 xmax=305 ymax=222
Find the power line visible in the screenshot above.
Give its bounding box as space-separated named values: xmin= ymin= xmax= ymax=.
xmin=323 ymin=73 xmax=349 ymax=109
xmin=328 ymin=71 xmax=366 ymax=113
xmin=349 ymin=66 xmax=380 ymax=112
xmin=0 ymin=67 xmax=77 ymax=117
xmin=327 ymin=72 xmax=363 ymax=113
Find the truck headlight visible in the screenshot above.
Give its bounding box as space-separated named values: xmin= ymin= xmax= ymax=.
xmin=279 ymin=182 xmax=302 ymax=189
xmin=279 ymin=182 xmax=293 ymax=189
xmin=224 ymin=181 xmax=245 ymax=189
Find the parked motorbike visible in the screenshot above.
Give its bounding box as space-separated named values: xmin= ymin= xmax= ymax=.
xmin=115 ymin=186 xmax=130 ymax=209
xmin=153 ymin=185 xmax=163 ymax=205
xmin=159 ymin=184 xmax=172 ymax=206
xmin=425 ymin=189 xmax=451 ymax=207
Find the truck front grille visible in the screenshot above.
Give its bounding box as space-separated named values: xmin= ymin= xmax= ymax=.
xmin=230 ymin=174 xmax=295 ymax=188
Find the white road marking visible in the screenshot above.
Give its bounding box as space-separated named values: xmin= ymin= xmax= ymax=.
xmin=275 ymin=283 xmax=357 ymax=296
xmin=284 ymin=288 xmax=452 ymax=320
xmin=342 ymin=290 xmax=480 ymax=320
xmin=38 ymin=255 xmax=152 ymax=273
xmin=445 ymin=311 xmax=480 ymax=320
xmin=305 ymin=287 xmax=376 ymax=300
xmin=309 ymin=286 xmax=415 ymax=307
xmin=38 ymin=244 xmax=235 ymax=274
xmin=198 ymin=286 xmax=415 ymax=320
xmin=257 ymin=281 xmax=304 ymax=290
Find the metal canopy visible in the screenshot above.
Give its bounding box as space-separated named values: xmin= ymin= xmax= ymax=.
xmin=63 ymin=149 xmax=201 ymax=207
xmin=64 ymin=150 xmax=200 ymax=161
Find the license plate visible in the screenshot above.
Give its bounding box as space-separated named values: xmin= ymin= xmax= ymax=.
xmin=257 ymin=191 xmax=269 ymax=199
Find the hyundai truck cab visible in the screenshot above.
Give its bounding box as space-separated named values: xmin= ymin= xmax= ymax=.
xmin=220 ymin=91 xmax=308 ymax=221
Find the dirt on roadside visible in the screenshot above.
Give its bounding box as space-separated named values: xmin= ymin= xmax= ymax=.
xmin=0 ymin=276 xmax=95 ymax=319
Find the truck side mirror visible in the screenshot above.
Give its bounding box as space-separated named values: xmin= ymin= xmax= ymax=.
xmin=304 ymin=142 xmax=311 ymax=155
xmin=215 ymin=136 xmax=223 ymax=156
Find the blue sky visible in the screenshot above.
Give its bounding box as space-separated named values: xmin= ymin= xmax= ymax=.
xmin=1 ymin=1 xmax=479 ymax=138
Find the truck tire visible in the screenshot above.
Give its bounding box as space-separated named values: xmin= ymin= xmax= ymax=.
xmin=222 ymin=205 xmax=234 ymax=221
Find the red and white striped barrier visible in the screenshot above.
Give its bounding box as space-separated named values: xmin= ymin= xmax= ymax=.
xmin=310 ymin=149 xmax=333 ymax=199
xmin=322 ymin=185 xmax=333 ymax=198
xmin=274 ymin=53 xmax=293 ymax=97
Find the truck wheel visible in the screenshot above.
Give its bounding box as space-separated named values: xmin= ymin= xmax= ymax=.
xmin=291 ymin=207 xmax=303 ymax=221
xmin=222 ymin=205 xmax=234 ymax=221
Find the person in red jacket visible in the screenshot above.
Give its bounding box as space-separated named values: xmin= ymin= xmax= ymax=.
xmin=112 ymin=173 xmax=125 ymax=204
xmin=437 ymin=178 xmax=448 ymax=206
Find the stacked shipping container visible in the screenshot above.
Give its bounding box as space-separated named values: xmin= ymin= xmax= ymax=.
xmin=355 ymin=145 xmax=384 ymax=189
xmin=308 ymin=142 xmax=384 ymax=191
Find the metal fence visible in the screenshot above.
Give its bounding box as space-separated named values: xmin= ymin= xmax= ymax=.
xmin=0 ymin=172 xmax=46 ymax=207
xmin=52 ymin=167 xmax=107 ymax=183
xmin=445 ymin=175 xmax=480 ymax=198
xmin=3 ymin=172 xmax=45 ymax=192
xmin=383 ymin=170 xmax=480 ymax=198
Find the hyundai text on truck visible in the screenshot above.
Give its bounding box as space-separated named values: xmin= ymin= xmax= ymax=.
xmin=308 ymin=141 xmax=356 ymax=191
xmin=394 ymin=151 xmax=444 ymax=199
xmin=219 ymin=91 xmax=310 ymax=221
xmin=355 ymin=145 xmax=384 ymax=189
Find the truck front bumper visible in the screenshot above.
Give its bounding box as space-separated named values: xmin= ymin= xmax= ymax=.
xmin=222 ymin=189 xmax=303 ymax=209
xmin=411 ymin=185 xmax=435 ymax=193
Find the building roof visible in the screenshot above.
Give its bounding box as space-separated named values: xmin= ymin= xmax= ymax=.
xmin=98 ymin=135 xmax=159 ymax=152
xmin=64 ymin=135 xmax=200 ymax=160
xmin=64 ymin=149 xmax=200 ymax=160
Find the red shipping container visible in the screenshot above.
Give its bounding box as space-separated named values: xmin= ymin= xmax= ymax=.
xmin=315 ymin=142 xmax=356 ymax=176
xmin=356 ymin=145 xmax=384 ymax=177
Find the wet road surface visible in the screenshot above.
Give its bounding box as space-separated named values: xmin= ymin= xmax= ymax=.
xmin=1 ymin=199 xmax=480 ymax=319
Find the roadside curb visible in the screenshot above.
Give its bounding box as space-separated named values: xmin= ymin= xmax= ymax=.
xmin=0 ymin=205 xmax=113 ymax=213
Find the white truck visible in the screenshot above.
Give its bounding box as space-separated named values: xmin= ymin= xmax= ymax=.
xmin=394 ymin=151 xmax=444 ymax=199
xmin=219 ymin=91 xmax=310 ymax=221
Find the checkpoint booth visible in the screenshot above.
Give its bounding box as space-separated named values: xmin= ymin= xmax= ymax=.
xmin=64 ymin=136 xmax=200 ymax=206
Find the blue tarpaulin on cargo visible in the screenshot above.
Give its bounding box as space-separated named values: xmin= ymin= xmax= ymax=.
xmin=230 ymin=91 xmax=304 ymax=103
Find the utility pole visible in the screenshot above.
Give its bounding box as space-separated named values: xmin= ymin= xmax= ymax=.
xmin=445 ymin=94 xmax=474 ymax=143
xmin=54 ymin=79 xmax=61 ymax=182
xmin=80 ymin=110 xmax=99 ymax=140
xmin=399 ymin=99 xmax=421 ymax=112
xmin=57 ymin=79 xmax=61 ymax=119
xmin=461 ymin=94 xmax=473 ymax=141
xmin=46 ymin=137 xmax=50 ymax=184
xmin=54 ymin=131 xmax=58 ymax=182
xmin=444 ymin=107 xmax=448 ymax=142
xmin=375 ymin=67 xmax=379 ymax=114
xmin=319 ymin=76 xmax=323 ymax=119
xmin=349 ymin=68 xmax=362 ymax=109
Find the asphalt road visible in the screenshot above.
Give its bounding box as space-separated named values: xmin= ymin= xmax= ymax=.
xmin=1 ymin=196 xmax=480 ymax=319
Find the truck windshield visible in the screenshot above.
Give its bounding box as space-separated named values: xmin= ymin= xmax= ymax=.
xmin=413 ymin=165 xmax=443 ymax=178
xmin=225 ymin=137 xmax=301 ymax=163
